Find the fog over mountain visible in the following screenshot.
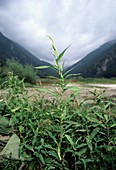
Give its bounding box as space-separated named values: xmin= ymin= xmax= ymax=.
xmin=0 ymin=0 xmax=116 ymax=66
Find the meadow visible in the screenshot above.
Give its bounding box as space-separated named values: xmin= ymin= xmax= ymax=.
xmin=0 ymin=38 xmax=116 ymax=170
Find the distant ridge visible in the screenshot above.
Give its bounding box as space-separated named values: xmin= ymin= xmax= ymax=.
xmin=0 ymin=32 xmax=50 ymax=66
xmin=67 ymin=39 xmax=116 ymax=78
xmin=0 ymin=32 xmax=56 ymax=77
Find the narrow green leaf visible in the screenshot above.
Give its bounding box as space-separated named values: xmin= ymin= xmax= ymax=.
xmin=63 ymin=65 xmax=77 ymax=76
xmin=75 ymin=136 xmax=82 ymax=145
xmin=47 ymin=35 xmax=54 ymax=43
xmin=76 ymin=129 xmax=87 ymax=132
xmin=47 ymin=166 xmax=56 ymax=170
xmin=81 ymin=159 xmax=87 ymax=170
xmin=25 ymin=145 xmax=33 ymax=150
xmin=43 ymin=144 xmax=53 ymax=149
xmin=52 ymin=44 xmax=57 ymax=51
xmin=90 ymin=127 xmax=100 ymax=139
xmin=65 ymin=73 xmax=80 ymax=79
xmin=95 ymin=112 xmax=104 ymax=119
xmin=76 ymin=143 xmax=87 ymax=149
xmin=32 ymin=128 xmax=39 ymax=146
xmin=35 ymin=145 xmax=42 ymax=152
xmin=34 ymin=66 xmax=51 ymax=69
xmin=77 ymin=147 xmax=87 ymax=157
xmin=29 ymin=119 xmax=35 ymax=133
xmin=86 ymin=135 xmax=93 ymax=151
xmin=65 ymin=135 xmax=76 ymax=150
xmin=38 ymin=153 xmax=45 ymax=164
xmin=104 ymin=114 xmax=109 ymax=122
xmin=56 ymin=44 xmax=71 ymax=64
xmin=51 ymin=45 xmax=58 ymax=57
xmin=11 ymin=107 xmax=20 ymax=113
xmin=110 ymin=123 xmax=116 ymax=128
xmin=104 ymin=103 xmax=111 ymax=110
xmin=48 ymin=150 xmax=59 ymax=160
xmin=47 ymin=130 xmax=58 ymax=145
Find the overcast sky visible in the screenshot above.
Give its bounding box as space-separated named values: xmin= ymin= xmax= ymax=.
xmin=0 ymin=0 xmax=116 ymax=66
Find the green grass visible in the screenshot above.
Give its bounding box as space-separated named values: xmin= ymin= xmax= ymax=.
xmin=75 ymin=77 xmax=116 ymax=84
xmin=0 ymin=73 xmax=116 ymax=170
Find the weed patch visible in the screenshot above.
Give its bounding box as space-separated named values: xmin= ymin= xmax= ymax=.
xmin=0 ymin=38 xmax=116 ymax=170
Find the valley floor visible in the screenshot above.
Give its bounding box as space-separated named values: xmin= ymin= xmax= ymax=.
xmin=26 ymin=83 xmax=116 ymax=102
xmin=1 ymin=83 xmax=116 ymax=103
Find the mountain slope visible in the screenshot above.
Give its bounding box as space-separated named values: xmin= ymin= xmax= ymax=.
xmin=0 ymin=32 xmax=57 ymax=77
xmin=0 ymin=32 xmax=50 ymax=67
xmin=68 ymin=40 xmax=116 ymax=78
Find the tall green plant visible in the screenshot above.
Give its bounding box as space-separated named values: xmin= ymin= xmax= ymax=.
xmin=35 ymin=36 xmax=80 ymax=169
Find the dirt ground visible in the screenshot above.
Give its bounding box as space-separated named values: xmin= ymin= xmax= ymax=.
xmin=26 ymin=83 xmax=116 ymax=102
xmin=1 ymin=83 xmax=116 ymax=103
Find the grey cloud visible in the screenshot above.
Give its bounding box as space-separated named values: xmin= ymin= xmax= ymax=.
xmin=0 ymin=0 xmax=10 ymax=8
xmin=0 ymin=0 xmax=116 ymax=66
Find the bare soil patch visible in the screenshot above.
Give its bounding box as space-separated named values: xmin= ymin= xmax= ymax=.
xmin=1 ymin=83 xmax=116 ymax=102
xmin=26 ymin=83 xmax=116 ymax=102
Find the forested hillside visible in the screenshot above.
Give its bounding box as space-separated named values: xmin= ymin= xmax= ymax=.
xmin=68 ymin=40 xmax=116 ymax=78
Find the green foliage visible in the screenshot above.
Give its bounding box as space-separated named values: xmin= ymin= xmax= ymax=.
xmin=0 ymin=38 xmax=116 ymax=170
xmin=6 ymin=59 xmax=38 ymax=84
